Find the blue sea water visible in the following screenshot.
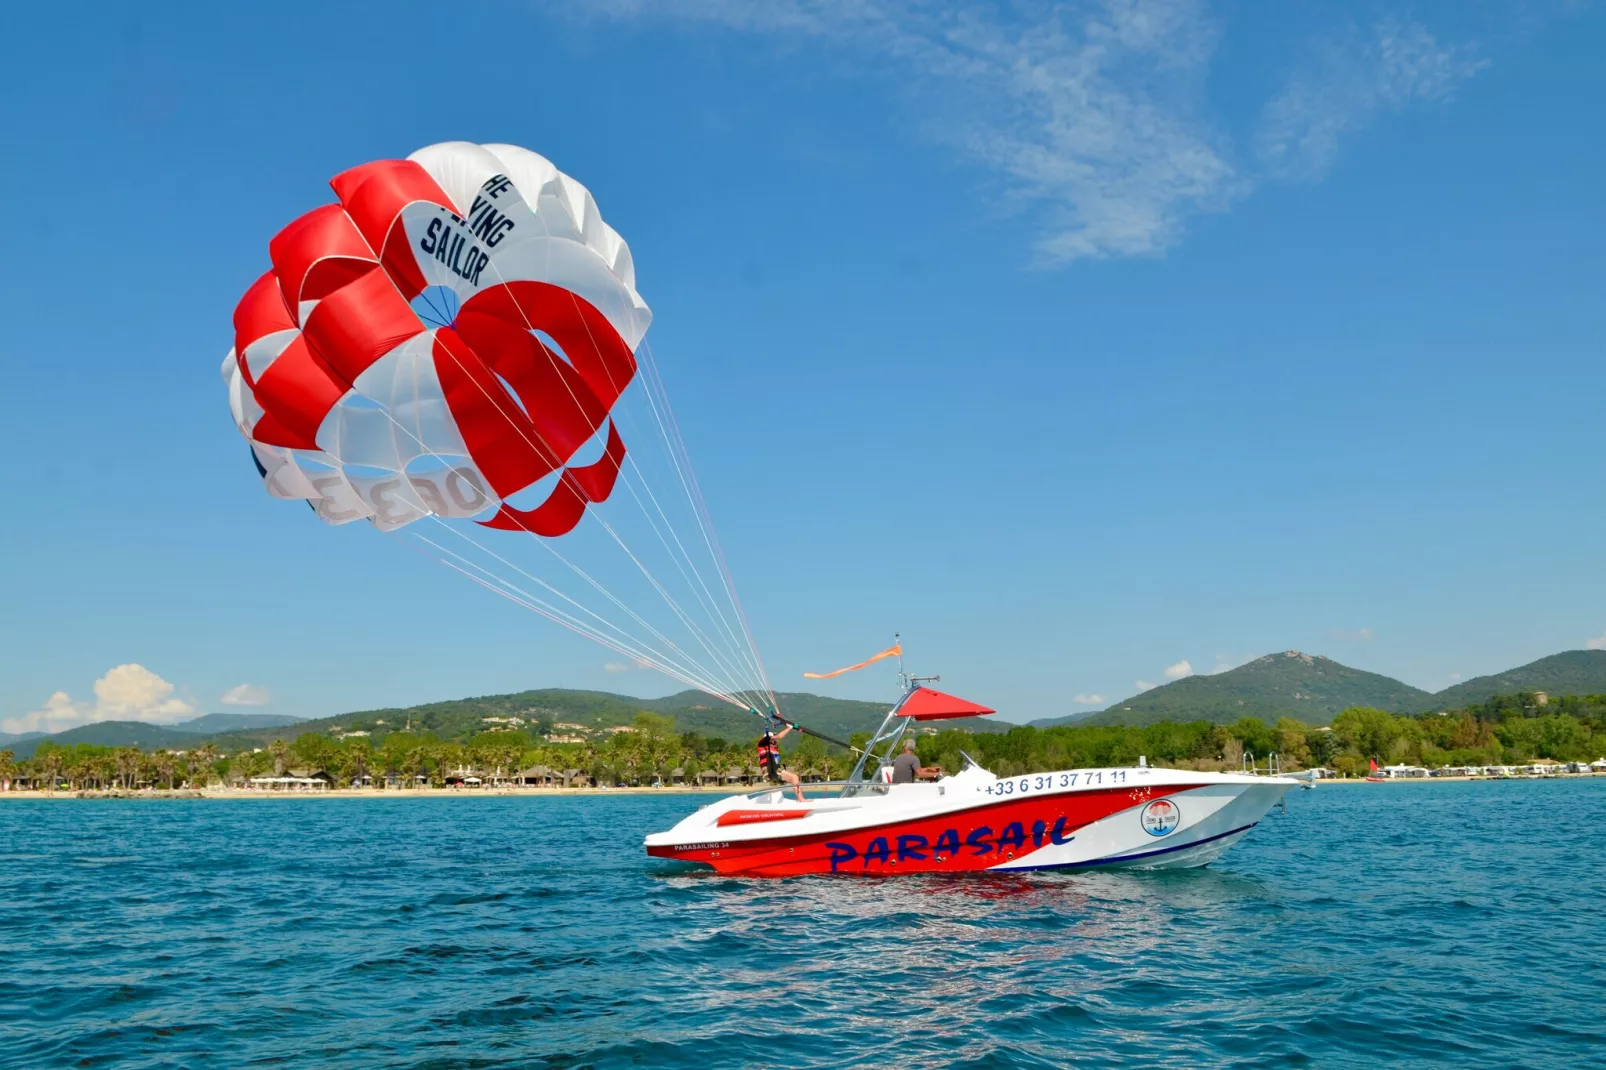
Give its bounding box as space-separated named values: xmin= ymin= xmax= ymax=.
xmin=2 ymin=779 xmax=1603 ymax=1069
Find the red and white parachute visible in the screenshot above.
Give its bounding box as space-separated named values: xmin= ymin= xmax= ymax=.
xmin=223 ymin=142 xmax=771 ymax=709
xmin=223 ymin=141 xmax=648 ymax=536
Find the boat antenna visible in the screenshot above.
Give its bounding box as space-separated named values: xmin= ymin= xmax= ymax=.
xmin=894 ymin=634 xmax=939 ymax=692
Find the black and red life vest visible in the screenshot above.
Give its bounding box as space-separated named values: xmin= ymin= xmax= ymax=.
xmin=756 ymin=733 xmax=780 ymax=769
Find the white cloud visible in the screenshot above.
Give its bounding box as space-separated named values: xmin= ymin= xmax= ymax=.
xmin=1164 ymin=659 xmax=1193 ymax=681
xmin=1135 ymin=679 xmax=1156 ymax=692
xmin=4 ymin=664 xmax=194 ymax=736
xmin=9 ymin=692 xmax=81 ymax=736
xmin=1073 ymin=693 xmax=1104 ymax=705
xmin=1448 ymin=672 xmax=1462 ymax=682
xmin=94 ymin=665 xmax=193 ymax=720
xmin=221 ymin=683 xmax=270 ymax=707
xmin=566 ymin=5 xmax=1506 ymax=264
xmin=1329 ymin=627 xmax=1375 ymax=642
xmin=577 ymin=0 xmax=1239 ymax=262
xmin=603 ymin=661 xmax=648 ymax=672
xmin=1587 ymin=631 xmax=1606 ymax=651
xmin=1257 ymin=18 xmax=1489 ymax=180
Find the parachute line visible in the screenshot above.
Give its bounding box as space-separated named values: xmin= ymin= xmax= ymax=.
xmin=418 ymin=528 xmax=717 ymax=690
xmin=429 ymin=554 xmax=747 ymax=707
xmin=358 ymin=254 xmax=763 ymax=706
xmin=437 ymin=517 xmax=752 ymax=701
xmin=635 ymin=338 xmax=777 ymax=709
xmin=407 ymin=529 xmax=748 ymax=705
xmin=449 ymin=247 xmax=772 ymax=703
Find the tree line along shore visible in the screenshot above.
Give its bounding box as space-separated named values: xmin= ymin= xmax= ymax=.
xmin=2 ymin=691 xmax=1603 ymax=795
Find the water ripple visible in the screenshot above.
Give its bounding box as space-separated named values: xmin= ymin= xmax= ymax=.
xmin=2 ymin=781 xmax=1603 ymax=1067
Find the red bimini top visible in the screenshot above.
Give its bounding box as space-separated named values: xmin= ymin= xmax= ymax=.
xmin=895 ymin=687 xmax=996 ymax=721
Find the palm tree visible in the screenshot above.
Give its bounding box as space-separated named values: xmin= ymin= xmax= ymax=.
xmin=0 ymin=749 xmax=15 ymax=791
xmin=269 ymin=739 xmax=289 ymax=777
xmin=38 ymin=751 xmax=63 ymax=794
xmin=193 ymin=745 xmax=220 ymax=788
xmin=114 ymin=747 xmax=140 ymax=789
xmin=348 ymin=739 xmax=372 ymax=787
xmin=152 ymin=751 xmax=177 ymax=790
xmin=66 ymin=753 xmax=94 ymax=791
xmin=398 ymin=747 xmax=425 ymax=789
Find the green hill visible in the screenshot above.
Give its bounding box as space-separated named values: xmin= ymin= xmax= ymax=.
xmin=1035 ymin=651 xmax=1435 ymax=728
xmin=1427 ymin=650 xmax=1606 ymax=709
xmin=171 ymin=713 xmax=306 ymax=734
xmin=122 ymin=687 xmax=1005 ymax=754
xmin=12 ymin=721 xmax=198 ymax=759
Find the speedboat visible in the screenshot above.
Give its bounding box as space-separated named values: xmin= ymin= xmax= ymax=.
xmin=645 ymin=680 xmax=1299 ymax=877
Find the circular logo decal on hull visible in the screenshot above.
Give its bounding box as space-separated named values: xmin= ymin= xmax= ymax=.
xmin=1140 ymin=798 xmax=1180 ymax=837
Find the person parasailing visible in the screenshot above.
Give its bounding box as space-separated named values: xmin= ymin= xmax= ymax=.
xmin=756 ymin=721 xmax=804 ymax=802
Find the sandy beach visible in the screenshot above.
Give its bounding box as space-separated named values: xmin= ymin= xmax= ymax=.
xmin=4 ymin=771 xmax=1601 ymax=800
xmin=0 ymin=785 xmax=738 ymax=800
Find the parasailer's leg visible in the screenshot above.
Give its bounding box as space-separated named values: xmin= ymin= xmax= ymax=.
xmin=780 ymin=768 xmax=804 ymax=803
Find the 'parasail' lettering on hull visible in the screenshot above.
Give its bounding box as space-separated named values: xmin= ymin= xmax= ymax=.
xmin=825 ymin=816 xmax=1074 ymax=873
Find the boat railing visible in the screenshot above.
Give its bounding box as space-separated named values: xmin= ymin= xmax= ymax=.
xmin=743 ymin=780 xmax=889 ymax=803
xmin=1241 ymin=751 xmax=1284 ymax=777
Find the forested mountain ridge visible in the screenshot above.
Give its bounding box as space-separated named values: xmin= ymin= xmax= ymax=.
xmin=9 ymin=687 xmax=1001 ymax=758
xmin=1032 ymin=649 xmax=1606 ymax=728
xmin=1033 ymin=651 xmax=1433 ymax=728
xmin=8 ymin=713 xmax=305 ymax=758
xmin=171 ymin=712 xmax=305 ymax=734
xmin=12 ymin=649 xmax=1605 ymax=758
xmin=1430 ymin=651 xmax=1606 ymax=709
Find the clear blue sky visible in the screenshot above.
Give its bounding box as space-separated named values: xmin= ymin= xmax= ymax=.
xmin=2 ymin=1 xmax=1603 ymax=732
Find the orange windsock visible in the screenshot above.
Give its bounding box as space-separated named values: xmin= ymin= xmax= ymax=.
xmin=804 ymin=643 xmax=902 ymax=680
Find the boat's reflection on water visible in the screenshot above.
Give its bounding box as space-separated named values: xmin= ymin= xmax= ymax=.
xmin=653 ymin=861 xmax=1270 ymax=918
xmin=647 ymin=864 xmax=1277 ymax=1061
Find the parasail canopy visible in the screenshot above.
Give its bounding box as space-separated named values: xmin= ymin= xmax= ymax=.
xmin=223 ymin=141 xmax=649 ymax=537
xmin=895 ymin=687 xmax=996 ymax=721
xmin=221 ymin=143 xmax=775 ymax=714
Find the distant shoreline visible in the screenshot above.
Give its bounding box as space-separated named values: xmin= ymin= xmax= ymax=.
xmin=0 ymin=785 xmax=733 ymax=800
xmin=2 ymin=771 xmax=1601 ymax=800
xmin=1317 ymin=772 xmax=1603 ymax=785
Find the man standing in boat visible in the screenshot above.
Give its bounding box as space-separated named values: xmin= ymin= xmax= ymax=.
xmin=757 ymin=723 xmax=805 ymax=802
xmin=890 ymin=738 xmax=940 ymax=784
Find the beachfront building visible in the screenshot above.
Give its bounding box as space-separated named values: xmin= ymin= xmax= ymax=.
xmin=248 ymin=774 xmax=330 ymax=792
xmin=513 ymin=765 xmax=556 ymax=787
xmin=1591 ymin=759 xmax=1606 ymax=773
xmin=1382 ymin=764 xmax=1429 ymax=778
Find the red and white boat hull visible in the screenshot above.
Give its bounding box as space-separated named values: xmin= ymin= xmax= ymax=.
xmin=645 ymin=765 xmax=1295 ymax=877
